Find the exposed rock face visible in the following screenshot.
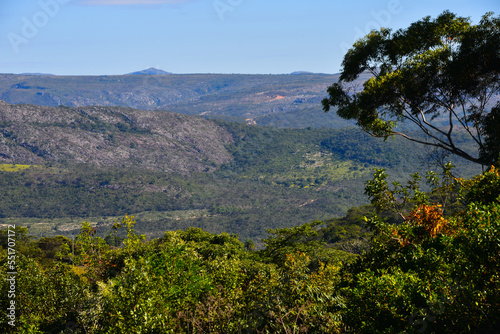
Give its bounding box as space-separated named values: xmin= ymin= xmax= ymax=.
xmin=0 ymin=101 xmax=234 ymax=173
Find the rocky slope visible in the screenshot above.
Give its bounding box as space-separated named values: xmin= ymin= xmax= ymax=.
xmin=0 ymin=101 xmax=234 ymax=173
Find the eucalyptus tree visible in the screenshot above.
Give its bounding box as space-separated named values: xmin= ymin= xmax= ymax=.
xmin=323 ymin=11 xmax=500 ymax=165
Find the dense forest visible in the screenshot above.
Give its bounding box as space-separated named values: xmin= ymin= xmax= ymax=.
xmin=1 ymin=163 xmax=499 ymax=333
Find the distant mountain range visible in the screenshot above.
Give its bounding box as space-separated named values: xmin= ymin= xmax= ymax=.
xmin=19 ymin=73 xmax=55 ymax=76
xmin=0 ymin=71 xmax=365 ymax=128
xmin=289 ymin=71 xmax=318 ymax=75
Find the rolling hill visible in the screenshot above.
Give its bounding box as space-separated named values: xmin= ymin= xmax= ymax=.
xmin=0 ymin=101 xmax=233 ymax=173
xmin=0 ymin=72 xmax=355 ymax=128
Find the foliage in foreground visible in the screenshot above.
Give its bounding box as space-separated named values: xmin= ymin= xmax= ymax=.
xmin=0 ymin=165 xmax=499 ymax=333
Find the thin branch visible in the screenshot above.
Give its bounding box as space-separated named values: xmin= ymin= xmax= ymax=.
xmin=450 ymin=108 xmax=483 ymax=146
xmin=447 ymin=103 xmax=454 ymax=140
xmin=398 ymin=105 xmax=452 ymax=148
xmin=399 ymin=97 xmax=449 ymax=137
xmin=363 ymin=128 xmax=482 ymax=164
xmin=395 ymin=96 xmax=485 ymax=163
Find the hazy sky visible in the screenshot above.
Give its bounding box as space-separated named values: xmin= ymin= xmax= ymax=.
xmin=1 ymin=0 xmax=499 ymax=75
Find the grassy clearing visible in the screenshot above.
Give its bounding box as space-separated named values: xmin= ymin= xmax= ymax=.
xmin=0 ymin=209 xmax=212 ymax=239
xmin=0 ymin=163 xmax=41 ymax=172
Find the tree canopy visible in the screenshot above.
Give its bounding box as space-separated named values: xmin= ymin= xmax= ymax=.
xmin=322 ymin=11 xmax=500 ymax=165
xmin=2 ymin=164 xmax=500 ymax=333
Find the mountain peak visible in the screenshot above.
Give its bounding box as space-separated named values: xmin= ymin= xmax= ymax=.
xmin=127 ymin=67 xmax=172 ymax=75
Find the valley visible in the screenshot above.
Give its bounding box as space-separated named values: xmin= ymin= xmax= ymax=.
xmin=0 ymin=97 xmax=481 ymax=244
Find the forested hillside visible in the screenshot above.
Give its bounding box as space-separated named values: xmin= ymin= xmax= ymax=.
xmin=0 ymin=102 xmax=480 ymax=243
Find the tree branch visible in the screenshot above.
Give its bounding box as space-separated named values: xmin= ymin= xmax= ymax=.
xmin=362 ymin=128 xmax=482 ymax=164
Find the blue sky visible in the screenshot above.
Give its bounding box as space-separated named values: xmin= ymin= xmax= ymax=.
xmin=1 ymin=0 xmax=499 ymax=75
